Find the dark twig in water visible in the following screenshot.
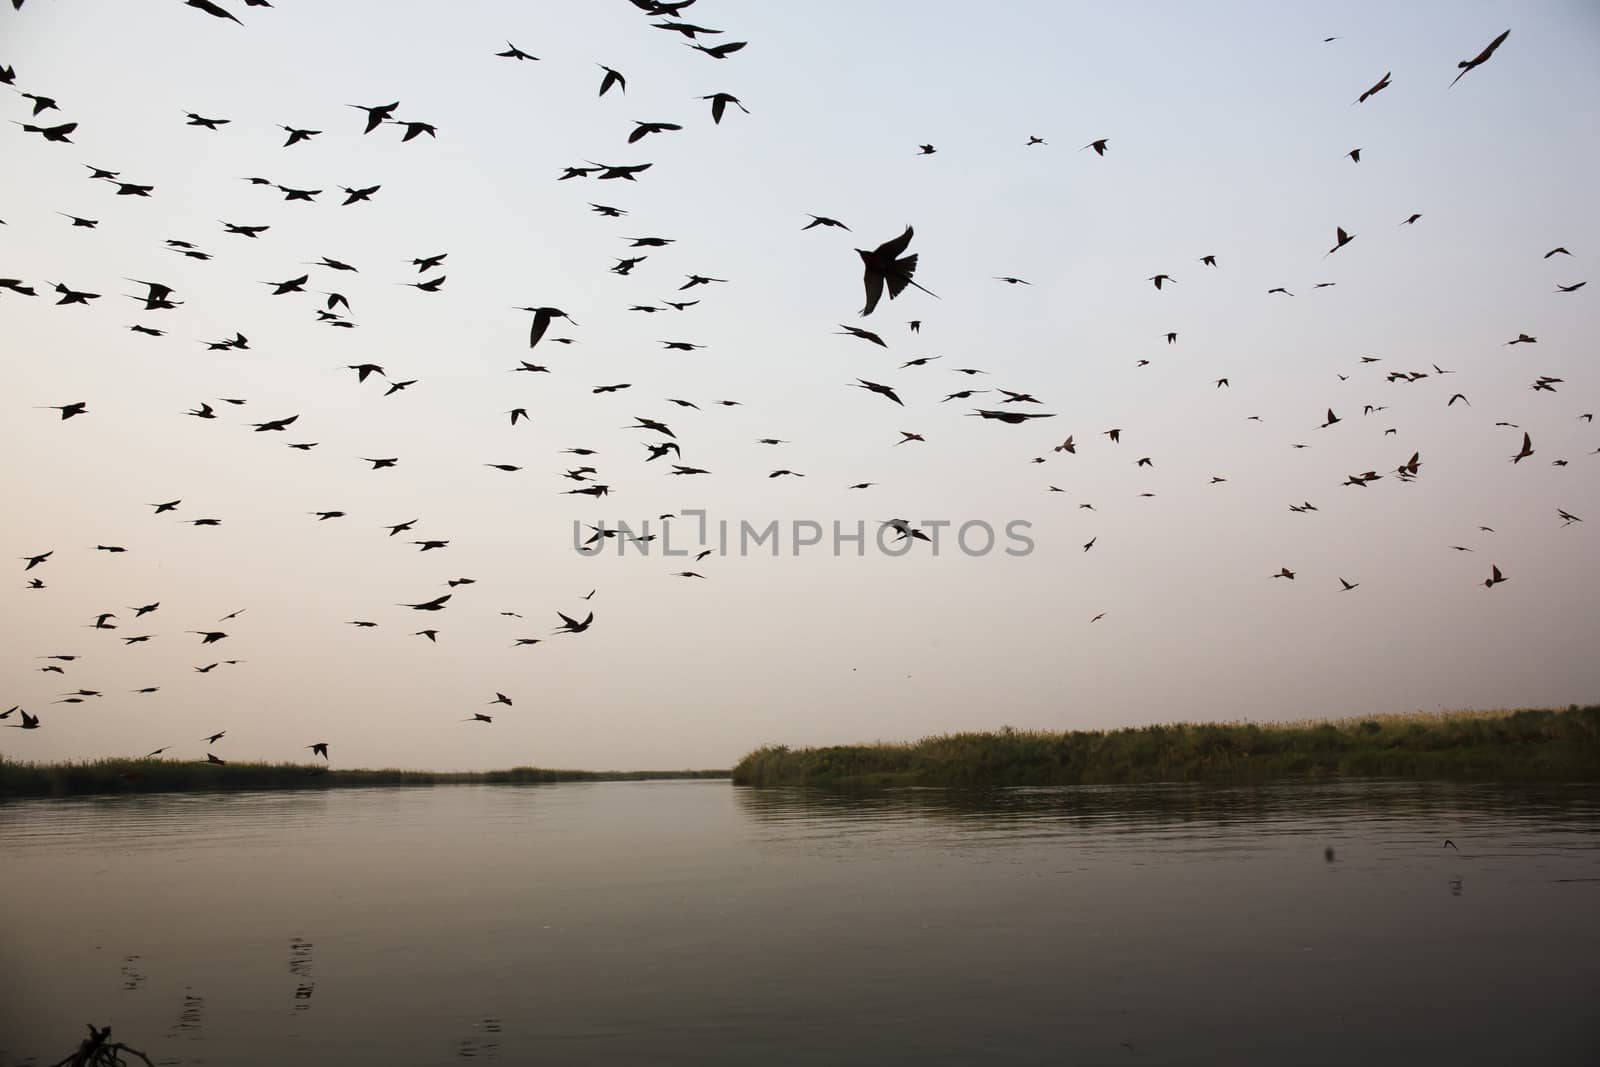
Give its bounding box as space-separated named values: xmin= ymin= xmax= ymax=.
xmin=50 ymin=1024 xmax=155 ymax=1067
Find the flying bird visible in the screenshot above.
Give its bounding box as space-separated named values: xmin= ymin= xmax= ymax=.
xmin=837 ymin=324 xmax=886 ymax=347
xmin=15 ymin=121 xmax=78 ymax=143
xmin=278 ymin=125 xmax=321 ymax=147
xmin=851 ymin=379 xmax=903 ymax=406
xmin=1451 ymin=29 xmax=1510 ymax=88
xmin=184 ymin=0 xmax=249 ymax=22
xmin=1356 ymin=72 xmax=1391 ymax=104
xmin=969 ymin=409 xmax=1056 ymax=424
xmin=597 ymin=65 xmax=626 ymax=96
xmin=555 ymin=611 xmax=594 ymax=634
xmin=628 ymin=120 xmax=683 ymax=143
xmin=688 ymin=40 xmax=747 ymax=59
xmin=804 ymin=215 xmax=849 ymax=231
xmin=856 ymin=226 xmax=936 ymax=317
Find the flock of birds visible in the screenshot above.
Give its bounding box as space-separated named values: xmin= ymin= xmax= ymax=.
xmin=2 ymin=4 xmax=1593 ymax=770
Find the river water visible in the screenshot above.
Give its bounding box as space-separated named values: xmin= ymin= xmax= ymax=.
xmin=2 ymin=779 xmax=1597 ymax=1065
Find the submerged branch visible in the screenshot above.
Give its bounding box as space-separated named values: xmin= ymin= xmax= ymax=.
xmin=50 ymin=1025 xmax=154 ymax=1067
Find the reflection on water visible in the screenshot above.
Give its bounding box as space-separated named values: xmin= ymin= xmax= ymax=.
xmin=455 ymin=1017 xmax=502 ymax=1062
xmin=289 ymin=938 xmax=314 ymax=1013
xmin=1 ymin=779 xmax=1597 ymax=1066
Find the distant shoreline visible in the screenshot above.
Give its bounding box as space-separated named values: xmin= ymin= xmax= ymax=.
xmin=732 ymin=705 xmax=1600 ymax=787
xmin=9 ymin=705 xmax=1596 ymax=798
xmin=0 ymin=761 xmax=729 ymax=799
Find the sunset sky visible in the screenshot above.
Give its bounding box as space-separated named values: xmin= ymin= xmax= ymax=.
xmin=3 ymin=0 xmax=1597 ymax=770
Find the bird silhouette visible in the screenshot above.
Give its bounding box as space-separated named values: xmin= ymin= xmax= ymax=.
xmin=629 ymin=120 xmax=683 ymax=143
xmin=278 ymin=124 xmax=321 ymax=147
xmin=1451 ymin=29 xmax=1510 ymax=88
xmin=496 ymin=43 xmax=538 ymax=61
xmin=857 ymin=226 xmax=936 ymax=316
xmin=555 ymin=611 xmax=594 ymax=634
xmin=15 ymin=121 xmax=77 ymax=142
xmin=969 ymin=409 xmax=1056 ymax=424
xmin=837 ymin=324 xmax=886 ymax=347
xmin=345 ymin=101 xmax=398 ymax=134
xmin=511 ymin=306 xmax=576 ymax=349
xmin=1356 ymin=72 xmax=1391 ymax=104
xmin=186 ymin=0 xmax=243 ymax=24
xmin=851 ymin=379 xmax=903 ymax=406
xmin=804 ymin=215 xmax=849 ymax=231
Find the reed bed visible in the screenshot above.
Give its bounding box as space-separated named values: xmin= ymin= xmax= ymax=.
xmin=731 ymin=705 xmax=1600 ymax=787
xmin=0 ymin=758 xmax=729 ymax=798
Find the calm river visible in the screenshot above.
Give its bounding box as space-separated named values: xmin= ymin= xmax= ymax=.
xmin=2 ymin=780 xmax=1597 ymax=1065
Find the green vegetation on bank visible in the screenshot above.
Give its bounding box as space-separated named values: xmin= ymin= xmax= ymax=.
xmin=732 ymin=705 xmax=1600 ymax=787
xmin=0 ymin=759 xmax=729 ymax=798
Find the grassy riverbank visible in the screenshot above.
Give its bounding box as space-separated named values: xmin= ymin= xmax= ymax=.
xmin=732 ymin=705 xmax=1600 ymax=787
xmin=0 ymin=759 xmax=729 ymax=798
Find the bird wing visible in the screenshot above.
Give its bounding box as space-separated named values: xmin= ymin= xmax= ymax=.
xmin=1471 ymin=29 xmax=1510 ymax=66
xmin=860 ymin=268 xmax=884 ymax=317
xmin=529 ymin=310 xmax=552 ymax=348
xmin=877 ymin=226 xmax=915 ymax=261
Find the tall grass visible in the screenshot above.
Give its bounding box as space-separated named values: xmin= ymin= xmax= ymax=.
xmin=0 ymin=758 xmax=729 ymax=799
xmin=731 ymin=705 xmax=1600 ymax=787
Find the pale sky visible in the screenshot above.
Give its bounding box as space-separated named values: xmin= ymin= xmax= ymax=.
xmin=3 ymin=0 xmax=1597 ymax=771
